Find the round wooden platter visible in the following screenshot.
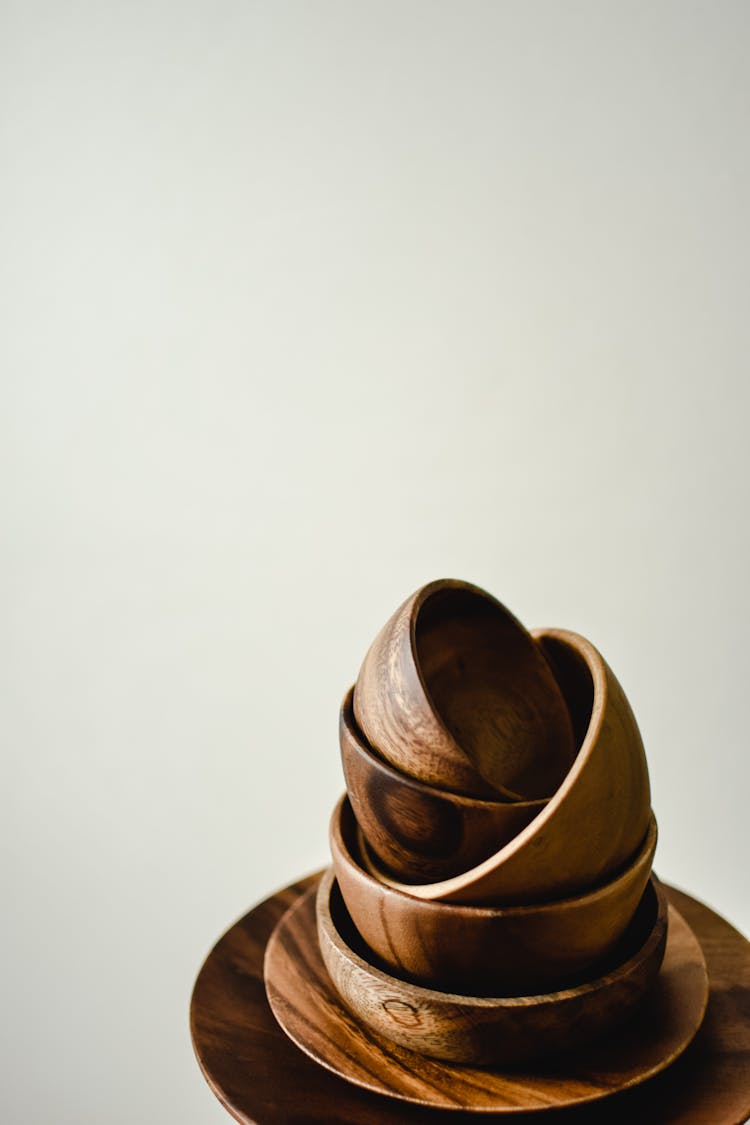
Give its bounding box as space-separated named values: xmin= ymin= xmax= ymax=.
xmin=190 ymin=872 xmax=750 ymax=1125
xmin=264 ymin=879 xmax=705 ymax=1112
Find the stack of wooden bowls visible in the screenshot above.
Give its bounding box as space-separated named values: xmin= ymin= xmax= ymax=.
xmin=316 ymin=578 xmax=665 ymax=1066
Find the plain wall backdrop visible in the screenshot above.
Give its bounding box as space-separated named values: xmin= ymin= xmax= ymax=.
xmin=2 ymin=2 xmax=749 ymax=1122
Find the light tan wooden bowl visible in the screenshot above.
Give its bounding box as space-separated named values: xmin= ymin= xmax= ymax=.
xmin=356 ymin=627 xmax=651 ymax=904
xmin=316 ymin=867 xmax=668 ymax=1066
xmin=340 ymin=687 xmax=547 ymax=883
xmin=330 ymin=794 xmax=657 ymax=994
xmin=353 ymin=579 xmax=576 ymax=800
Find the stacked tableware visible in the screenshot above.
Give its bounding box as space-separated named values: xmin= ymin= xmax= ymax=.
xmin=316 ymin=578 xmax=663 ymax=1065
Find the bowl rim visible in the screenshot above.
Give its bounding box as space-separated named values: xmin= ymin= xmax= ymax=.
xmin=316 ymin=865 xmax=668 ymax=1009
xmin=331 ymin=792 xmax=658 ymax=918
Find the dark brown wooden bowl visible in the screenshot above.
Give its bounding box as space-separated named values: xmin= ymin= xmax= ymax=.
xmin=329 ymin=794 xmax=657 ymax=995
xmin=359 ymin=628 xmax=652 ymax=905
xmin=353 ymin=579 xmax=576 ymax=800
xmin=340 ymin=686 xmax=547 ymax=882
xmin=316 ymin=867 xmax=668 ymax=1066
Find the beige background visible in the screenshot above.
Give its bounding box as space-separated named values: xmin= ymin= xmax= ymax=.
xmin=2 ymin=2 xmax=749 ymax=1122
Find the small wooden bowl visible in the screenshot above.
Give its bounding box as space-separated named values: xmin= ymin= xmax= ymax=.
xmin=353 ymin=579 xmax=576 ymax=800
xmin=316 ymin=867 xmax=668 ymax=1066
xmin=340 ymin=687 xmax=547 ymax=882
xmin=330 ymin=795 xmax=658 ymax=994
xmin=360 ymin=627 xmax=652 ymax=904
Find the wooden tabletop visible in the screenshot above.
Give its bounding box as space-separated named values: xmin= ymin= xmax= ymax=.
xmin=190 ymin=873 xmax=750 ymax=1124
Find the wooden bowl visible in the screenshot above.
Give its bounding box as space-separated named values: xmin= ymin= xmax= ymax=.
xmin=353 ymin=579 xmax=576 ymax=800
xmin=358 ymin=627 xmax=652 ymax=904
xmin=340 ymin=686 xmax=547 ymax=882
xmin=316 ymin=867 xmax=668 ymax=1066
xmin=330 ymin=794 xmax=658 ymax=994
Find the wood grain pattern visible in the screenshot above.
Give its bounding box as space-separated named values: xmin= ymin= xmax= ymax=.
xmin=267 ymin=878 xmax=703 ymax=1107
xmin=369 ymin=628 xmax=652 ymax=904
xmin=310 ymin=868 xmax=669 ymax=1066
xmin=331 ymin=795 xmax=657 ymax=994
xmin=340 ymin=686 xmax=547 ymax=883
xmin=353 ymin=579 xmax=576 ymax=800
xmin=190 ymin=873 xmax=750 ymax=1124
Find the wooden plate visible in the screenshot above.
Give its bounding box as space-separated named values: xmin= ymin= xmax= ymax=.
xmin=263 ymin=877 xmax=708 ymax=1113
xmin=191 ymin=873 xmax=750 ymax=1124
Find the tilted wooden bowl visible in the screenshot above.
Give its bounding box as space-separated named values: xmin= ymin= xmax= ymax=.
xmin=330 ymin=794 xmax=657 ymax=994
xmin=359 ymin=627 xmax=651 ymax=904
xmin=340 ymin=686 xmax=547 ymax=883
xmin=352 ymin=578 xmax=576 ymax=800
xmin=316 ymin=867 xmax=668 ymax=1066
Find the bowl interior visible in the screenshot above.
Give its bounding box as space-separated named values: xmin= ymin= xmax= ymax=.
xmin=535 ymin=631 xmax=595 ymax=750
xmin=415 ymin=587 xmax=529 ymax=768
xmin=414 ymin=586 xmax=577 ymax=796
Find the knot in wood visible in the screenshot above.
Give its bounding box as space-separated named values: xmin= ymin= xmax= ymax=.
xmin=382 ymin=999 xmax=421 ymax=1027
